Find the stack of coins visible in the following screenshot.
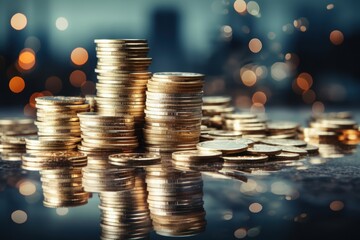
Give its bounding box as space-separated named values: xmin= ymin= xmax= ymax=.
xmin=99 ymin=170 xmax=152 ymax=239
xmin=30 ymin=96 xmax=89 ymax=152
xmin=82 ymin=153 xmax=135 ymax=193
xmin=202 ymin=96 xmax=234 ymax=128
xmin=77 ymin=112 xmax=138 ymax=153
xmin=300 ymin=112 xmax=359 ymax=158
xmin=21 ymin=151 xmax=89 ymax=208
xmin=202 ymin=96 xmax=233 ymax=117
xmin=146 ymin=166 xmax=206 ymax=237
xmin=144 ymin=72 xmax=204 ymax=153
xmin=0 ymin=118 xmax=36 ymax=160
xmin=222 ymin=113 xmax=267 ymax=139
xmin=94 ymin=39 xmax=151 ymax=138
xmin=266 ymin=121 xmax=299 ymax=139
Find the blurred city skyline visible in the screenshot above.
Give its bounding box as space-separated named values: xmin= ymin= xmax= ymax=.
xmin=1 ymin=0 xmax=359 ymax=114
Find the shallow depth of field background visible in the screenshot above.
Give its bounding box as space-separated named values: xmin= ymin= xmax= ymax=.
xmin=1 ymin=0 xmax=359 ymax=115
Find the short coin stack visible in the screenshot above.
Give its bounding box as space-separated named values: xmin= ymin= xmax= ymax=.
xmin=222 ymin=113 xmax=267 ymax=139
xmin=146 ymin=166 xmax=206 ymax=237
xmin=266 ymin=121 xmax=299 ymax=139
xmin=301 ymin=112 xmax=359 ymax=157
xmin=99 ymin=171 xmax=152 ymax=239
xmin=94 ymin=39 xmax=151 ymax=138
xmin=77 ymin=112 xmax=138 ymax=153
xmin=144 ymin=72 xmax=204 ymax=153
xmin=0 ymin=118 xmax=36 ymax=160
xmin=21 ymin=151 xmax=89 ymax=208
xmin=30 ymin=96 xmax=89 ymax=152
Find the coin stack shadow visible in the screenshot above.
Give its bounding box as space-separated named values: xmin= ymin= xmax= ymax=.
xmin=146 ymin=165 xmax=206 ymax=237
xmin=144 ymin=72 xmax=204 ymax=153
xmin=27 ymin=96 xmax=89 ymax=153
xmin=94 ymin=39 xmax=151 ymax=142
xmin=99 ymin=170 xmax=152 ymax=239
xmin=22 ymin=151 xmax=89 ymax=208
xmin=0 ymin=118 xmax=37 ymax=160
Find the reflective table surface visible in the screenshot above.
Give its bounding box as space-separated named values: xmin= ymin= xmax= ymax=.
xmin=1 ymin=109 xmax=360 ymax=240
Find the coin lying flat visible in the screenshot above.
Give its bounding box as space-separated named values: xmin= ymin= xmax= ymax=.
xmin=247 ymin=144 xmax=282 ymax=156
xmin=260 ymin=138 xmax=307 ymax=147
xmin=196 ymin=139 xmax=249 ymax=154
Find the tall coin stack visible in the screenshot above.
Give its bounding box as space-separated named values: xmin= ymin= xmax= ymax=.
xmin=144 ymin=72 xmax=204 ymax=153
xmin=94 ymin=39 xmax=151 ymax=139
xmin=146 ymin=166 xmax=206 ymax=237
xmin=29 ymin=96 xmax=89 ymax=152
xmin=99 ymin=170 xmax=152 ymax=239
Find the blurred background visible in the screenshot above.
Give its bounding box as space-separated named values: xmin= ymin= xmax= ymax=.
xmin=1 ymin=0 xmax=359 ymax=115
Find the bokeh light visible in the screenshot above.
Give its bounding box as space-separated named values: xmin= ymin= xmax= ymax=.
xmin=45 ymin=76 xmax=63 ymax=94
xmin=252 ymin=91 xmax=267 ymax=104
xmin=312 ymin=101 xmax=325 ymax=113
xmin=56 ymin=208 xmax=69 ymax=216
xmin=249 ymin=202 xmax=263 ymax=213
xmin=221 ymin=25 xmax=233 ymax=39
xmin=56 ymin=17 xmax=69 ymax=31
xmin=271 ymin=62 xmax=289 ymax=81
xmin=10 ymin=13 xmax=27 ymax=30
xmin=11 ymin=210 xmax=27 ymax=224
xmin=330 ymin=30 xmax=344 ymax=45
xmin=234 ymin=228 xmax=247 ymax=239
xmin=293 ymin=17 xmax=309 ymax=32
xmin=248 ymin=38 xmax=262 ymax=53
xmin=241 ymin=69 xmax=257 ymax=87
xmin=18 ymin=181 xmax=36 ymax=196
xmin=247 ymin=1 xmax=260 ymax=17
xmin=327 ymin=4 xmax=335 ymax=10
xmin=69 ymin=70 xmax=87 ymax=87
xmin=296 ymin=72 xmax=313 ymax=91
xmin=71 ymin=47 xmax=88 ymax=66
xmin=9 ymin=76 xmax=25 ymax=93
xmin=234 ymin=0 xmax=247 ymax=15
xmin=18 ymin=48 xmax=36 ymax=70
xmin=330 ymin=200 xmax=344 ymax=211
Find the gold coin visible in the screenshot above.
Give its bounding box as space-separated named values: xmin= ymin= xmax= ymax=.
xmin=196 ymin=139 xmax=249 ymax=154
xmin=247 ymin=144 xmax=282 ymax=156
